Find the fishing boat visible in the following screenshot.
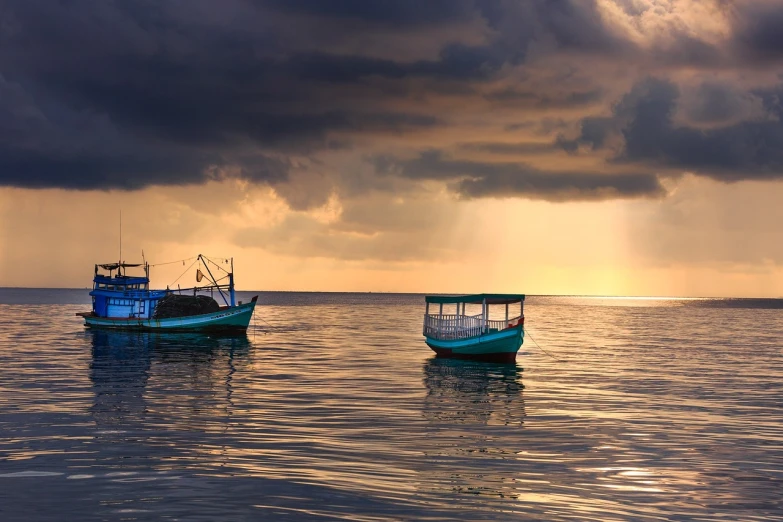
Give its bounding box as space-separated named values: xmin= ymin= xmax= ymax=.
xmin=423 ymin=294 xmax=525 ymax=363
xmin=77 ymin=254 xmax=257 ymax=332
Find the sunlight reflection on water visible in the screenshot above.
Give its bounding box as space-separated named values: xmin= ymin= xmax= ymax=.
xmin=0 ymin=292 xmax=781 ymax=520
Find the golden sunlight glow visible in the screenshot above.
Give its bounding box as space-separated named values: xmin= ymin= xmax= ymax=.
xmin=2 ymin=175 xmax=783 ymax=296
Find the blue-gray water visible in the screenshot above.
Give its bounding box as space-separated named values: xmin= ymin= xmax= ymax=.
xmin=1 ymin=290 xmax=782 ymax=521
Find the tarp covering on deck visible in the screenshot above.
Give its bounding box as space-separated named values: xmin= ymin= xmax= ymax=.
xmin=152 ymin=294 xmax=220 ymax=319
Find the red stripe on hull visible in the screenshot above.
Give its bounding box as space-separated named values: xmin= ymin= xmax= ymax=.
xmin=430 ymin=347 xmax=517 ymax=363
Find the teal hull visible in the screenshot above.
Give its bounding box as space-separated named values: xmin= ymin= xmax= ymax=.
xmin=425 ymin=326 xmax=524 ymax=363
xmin=82 ymin=298 xmax=257 ymax=332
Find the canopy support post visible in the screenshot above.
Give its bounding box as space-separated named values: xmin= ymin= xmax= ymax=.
xmin=482 ymin=298 xmax=487 ymax=333
xmin=424 ymin=301 xmax=430 ymax=336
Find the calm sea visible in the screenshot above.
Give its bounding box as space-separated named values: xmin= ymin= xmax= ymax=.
xmin=0 ymin=290 xmax=781 ymax=521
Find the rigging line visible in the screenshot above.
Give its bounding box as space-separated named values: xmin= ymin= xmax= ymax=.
xmin=202 ymin=254 xmax=231 ymax=263
xmin=170 ymin=257 xmax=200 ymax=287
xmin=203 ymin=255 xmax=235 ymax=273
xmin=201 ymin=255 xmax=231 ymax=274
xmin=149 ymin=256 xmax=198 ymax=268
xmin=198 ymin=254 xmax=229 ymax=306
xmin=525 ymin=328 xmax=563 ymax=362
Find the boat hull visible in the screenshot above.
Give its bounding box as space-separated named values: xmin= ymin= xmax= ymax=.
xmin=425 ymin=326 xmax=524 ymax=363
xmin=82 ymin=297 xmax=257 ymax=332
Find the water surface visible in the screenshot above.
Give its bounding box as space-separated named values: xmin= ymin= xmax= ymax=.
xmin=1 ymin=291 xmax=781 ymax=520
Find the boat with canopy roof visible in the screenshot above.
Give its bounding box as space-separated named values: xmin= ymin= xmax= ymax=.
xmin=423 ymin=294 xmax=525 ymax=362
xmin=77 ymin=254 xmax=257 ymax=332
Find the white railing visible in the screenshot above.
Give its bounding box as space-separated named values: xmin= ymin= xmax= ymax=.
xmin=424 ymin=313 xmax=523 ymax=340
xmin=487 ymin=315 xmax=523 ymax=332
xmin=424 ymin=313 xmax=483 ymax=340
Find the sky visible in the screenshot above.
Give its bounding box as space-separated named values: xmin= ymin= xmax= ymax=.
xmin=1 ymin=0 xmax=783 ymax=296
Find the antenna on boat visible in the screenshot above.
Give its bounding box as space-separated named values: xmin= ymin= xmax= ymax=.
xmin=119 ymin=209 xmax=122 ymax=272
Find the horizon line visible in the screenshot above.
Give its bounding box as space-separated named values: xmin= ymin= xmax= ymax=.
xmin=0 ymin=286 xmax=781 ymax=300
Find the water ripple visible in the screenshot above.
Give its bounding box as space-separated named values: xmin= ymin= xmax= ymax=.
xmin=0 ymin=293 xmax=781 ymax=520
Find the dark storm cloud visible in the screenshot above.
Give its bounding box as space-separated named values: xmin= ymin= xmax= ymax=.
xmin=262 ymin=0 xmax=482 ymax=26
xmin=730 ymin=2 xmax=783 ymax=62
xmin=627 ymin=2 xmax=783 ymax=70
xmin=618 ymin=79 xmax=783 ymax=180
xmin=0 ymin=0 xmax=457 ymax=191
xmin=559 ymin=77 xmax=783 ymax=182
xmin=683 ymin=81 xmax=762 ymax=125
xmin=651 ymin=33 xmax=725 ymax=69
xmin=287 ymin=43 xmax=516 ymax=83
xmin=505 ymin=118 xmax=570 ymax=136
xmin=2 ymin=0 xmax=779 ymax=198
xmin=459 ymin=142 xmax=555 ymax=155
xmin=484 ymin=87 xmax=605 ymax=109
xmin=0 ymin=146 xmax=285 ymax=191
xmin=0 ymin=0 xmax=527 ymax=192
xmin=555 ymin=117 xmax=614 ymax=152
xmin=372 ymin=150 xmax=665 ymax=202
xmin=531 ymin=0 xmax=627 ymax=53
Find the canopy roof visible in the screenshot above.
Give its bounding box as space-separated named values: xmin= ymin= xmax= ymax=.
xmin=97 ymin=263 xmax=143 ymax=270
xmin=425 ymin=293 xmax=525 ymax=305
xmin=94 ymin=274 xmax=148 ymax=283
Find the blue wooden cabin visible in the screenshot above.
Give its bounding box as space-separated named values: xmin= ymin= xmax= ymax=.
xmin=89 ymin=263 xmax=168 ymax=319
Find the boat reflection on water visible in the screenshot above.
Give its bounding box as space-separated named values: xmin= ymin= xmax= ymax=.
xmin=422 ymin=357 xmax=525 ymax=426
xmin=418 ymin=358 xmax=526 ymax=503
xmin=89 ymin=330 xmax=153 ymax=427
xmin=88 ymin=330 xmax=250 ymax=458
xmin=89 ymin=328 xmax=251 ymax=358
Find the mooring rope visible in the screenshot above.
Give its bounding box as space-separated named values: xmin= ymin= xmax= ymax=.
xmin=251 ymin=308 xmax=272 ymax=337
xmin=255 ymin=314 xmax=274 ymax=329
xmin=525 ymin=328 xmax=563 ymax=362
